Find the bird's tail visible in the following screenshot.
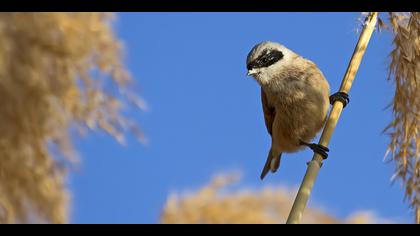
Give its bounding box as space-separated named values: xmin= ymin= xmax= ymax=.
xmin=260 ymin=149 xmax=281 ymax=180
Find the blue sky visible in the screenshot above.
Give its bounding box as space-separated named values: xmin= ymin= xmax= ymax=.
xmin=69 ymin=12 xmax=412 ymax=223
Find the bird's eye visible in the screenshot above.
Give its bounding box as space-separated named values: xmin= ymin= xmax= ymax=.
xmin=261 ymin=57 xmax=269 ymax=63
xmin=247 ymin=50 xmax=283 ymax=70
xmin=259 ymin=56 xmax=270 ymax=65
xmin=259 ymin=50 xmax=284 ymax=68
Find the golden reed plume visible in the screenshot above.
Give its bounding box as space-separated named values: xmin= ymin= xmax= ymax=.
xmin=0 ymin=13 xmax=144 ymax=223
xmin=161 ymin=173 xmax=388 ymax=224
xmin=379 ymin=12 xmax=420 ymax=223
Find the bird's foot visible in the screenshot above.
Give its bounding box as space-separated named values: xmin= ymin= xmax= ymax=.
xmin=299 ymin=140 xmax=329 ymax=159
xmin=329 ymin=92 xmax=350 ymax=108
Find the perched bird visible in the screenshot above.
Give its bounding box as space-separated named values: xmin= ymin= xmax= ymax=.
xmin=246 ymin=41 xmax=331 ymax=180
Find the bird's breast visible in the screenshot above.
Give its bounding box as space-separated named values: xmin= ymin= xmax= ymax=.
xmin=267 ymin=83 xmax=329 ymax=153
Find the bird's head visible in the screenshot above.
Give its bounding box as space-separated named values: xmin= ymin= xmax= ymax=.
xmin=246 ymin=41 xmax=295 ymax=85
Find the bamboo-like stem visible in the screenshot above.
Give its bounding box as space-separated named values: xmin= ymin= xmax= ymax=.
xmin=286 ymin=12 xmax=379 ymax=224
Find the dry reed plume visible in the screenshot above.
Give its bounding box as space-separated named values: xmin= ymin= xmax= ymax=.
xmin=0 ymin=13 xmax=144 ymax=224
xmin=378 ymin=12 xmax=420 ymax=223
xmin=161 ymin=174 xmax=387 ymax=224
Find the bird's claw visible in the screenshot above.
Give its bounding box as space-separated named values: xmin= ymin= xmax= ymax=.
xmin=300 ymin=140 xmax=329 ymax=159
xmin=329 ymin=92 xmax=350 ymax=108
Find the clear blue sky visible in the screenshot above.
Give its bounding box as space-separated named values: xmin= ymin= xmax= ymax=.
xmin=69 ymin=12 xmax=412 ymax=223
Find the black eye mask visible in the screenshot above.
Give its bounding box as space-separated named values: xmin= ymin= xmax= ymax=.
xmin=247 ymin=49 xmax=284 ymax=71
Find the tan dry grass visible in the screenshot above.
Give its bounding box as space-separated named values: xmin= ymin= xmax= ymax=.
xmin=0 ymin=13 xmax=144 ymax=223
xmin=160 ymin=174 xmax=385 ymax=224
xmin=378 ymin=12 xmax=420 ymax=223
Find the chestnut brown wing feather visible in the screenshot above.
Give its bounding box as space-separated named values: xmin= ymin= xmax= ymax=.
xmin=261 ymin=88 xmax=275 ymax=136
xmin=260 ymin=88 xmax=279 ymax=180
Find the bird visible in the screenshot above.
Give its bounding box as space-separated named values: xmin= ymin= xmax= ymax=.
xmin=246 ymin=41 xmax=331 ymax=180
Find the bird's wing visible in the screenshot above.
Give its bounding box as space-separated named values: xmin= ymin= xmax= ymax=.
xmin=261 ymin=88 xmax=275 ymax=136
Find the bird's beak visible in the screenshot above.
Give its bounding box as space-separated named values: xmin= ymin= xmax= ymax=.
xmin=247 ymin=69 xmax=257 ymax=76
